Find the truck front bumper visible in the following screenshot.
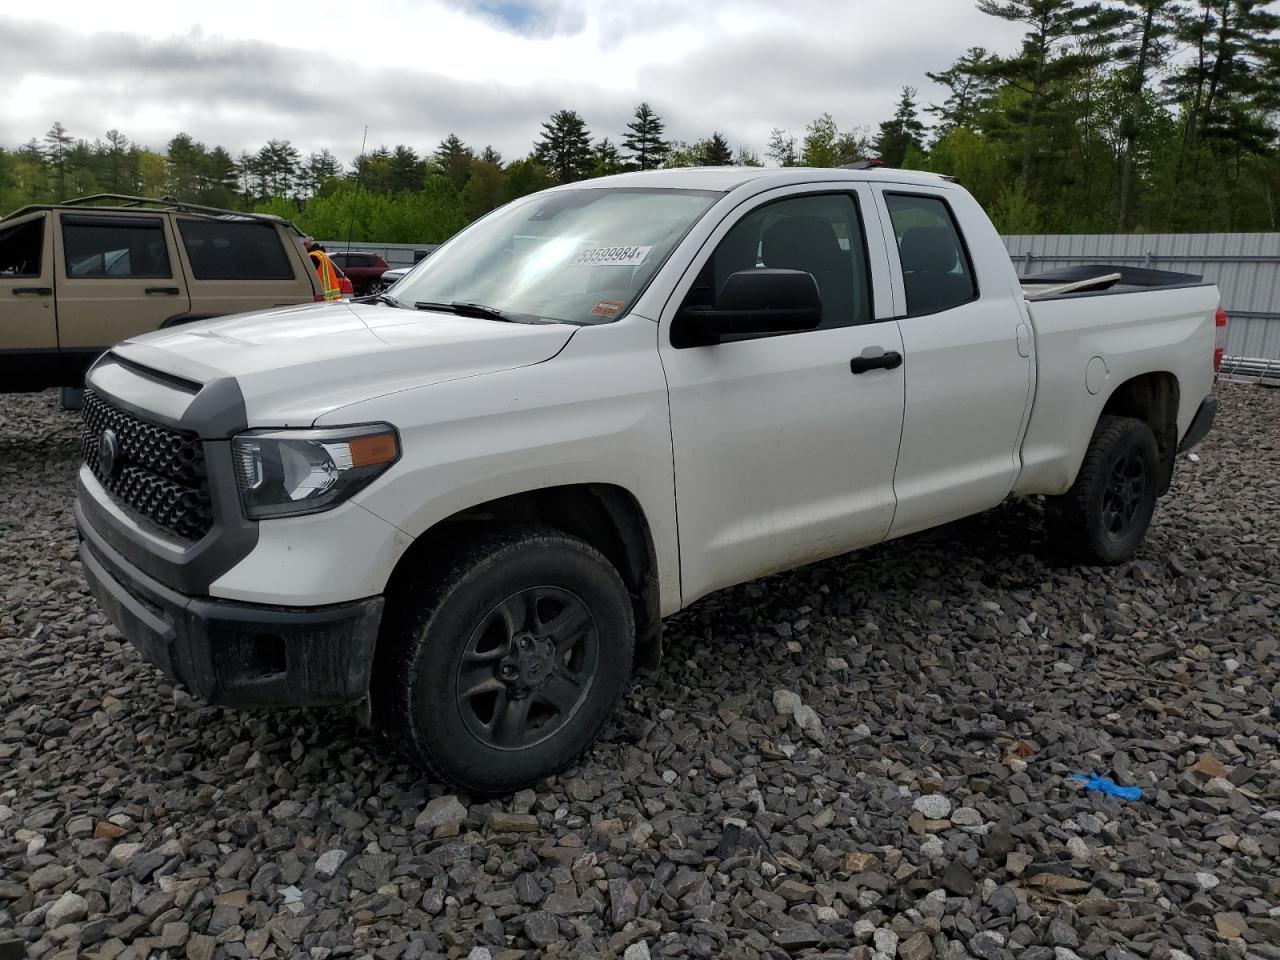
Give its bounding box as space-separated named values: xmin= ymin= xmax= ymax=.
xmin=1178 ymin=394 xmax=1217 ymax=453
xmin=77 ymin=503 xmax=383 ymax=709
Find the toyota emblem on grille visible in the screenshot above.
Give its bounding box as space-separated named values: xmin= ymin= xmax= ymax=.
xmin=97 ymin=429 xmax=121 ymax=478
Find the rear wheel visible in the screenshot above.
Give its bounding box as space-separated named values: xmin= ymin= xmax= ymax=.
xmin=374 ymin=528 xmax=634 ymax=793
xmin=1045 ymin=415 xmax=1159 ymax=564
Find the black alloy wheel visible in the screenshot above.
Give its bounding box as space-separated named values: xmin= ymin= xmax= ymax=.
xmin=455 ymin=586 xmax=599 ymax=750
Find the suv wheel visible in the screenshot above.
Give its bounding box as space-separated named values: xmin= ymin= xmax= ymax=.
xmin=374 ymin=528 xmax=634 ymax=793
xmin=1044 ymin=415 xmax=1159 ymax=564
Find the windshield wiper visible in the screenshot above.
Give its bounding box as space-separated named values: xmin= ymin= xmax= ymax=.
xmin=365 ymin=292 xmax=402 ymax=307
xmin=413 ymin=300 xmax=536 ymax=323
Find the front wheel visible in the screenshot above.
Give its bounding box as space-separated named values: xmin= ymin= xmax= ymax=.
xmin=1044 ymin=415 xmax=1159 ymax=564
xmin=374 ymin=528 xmax=634 ymax=793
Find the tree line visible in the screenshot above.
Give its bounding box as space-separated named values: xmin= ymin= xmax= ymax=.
xmin=3 ymin=0 xmax=1278 ymax=239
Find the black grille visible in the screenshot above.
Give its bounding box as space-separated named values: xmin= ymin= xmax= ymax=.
xmin=82 ymin=390 xmax=214 ymax=541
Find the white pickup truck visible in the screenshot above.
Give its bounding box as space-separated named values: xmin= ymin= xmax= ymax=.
xmin=75 ymin=167 xmax=1221 ymax=792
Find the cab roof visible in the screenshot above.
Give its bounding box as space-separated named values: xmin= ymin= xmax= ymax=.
xmin=558 ymin=165 xmax=956 ymax=193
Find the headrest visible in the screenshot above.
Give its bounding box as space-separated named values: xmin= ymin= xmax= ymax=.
xmin=761 ymin=216 xmax=843 ymax=269
xmin=899 ymin=226 xmax=959 ymax=273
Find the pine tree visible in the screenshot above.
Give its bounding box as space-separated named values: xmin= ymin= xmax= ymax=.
xmin=926 ymin=47 xmax=1000 ymax=134
xmin=433 ymin=134 xmax=474 ymax=190
xmin=101 ymin=129 xmax=136 ymax=194
xmin=591 ymin=138 xmax=623 ymax=177
xmin=302 ymin=150 xmax=343 ymax=197
xmin=388 ymin=145 xmax=425 ymax=192
xmin=166 ymin=133 xmax=206 ymax=200
xmin=534 ymin=110 xmax=593 ymax=183
xmin=698 ymin=132 xmax=734 ymax=166
xmin=622 ymin=103 xmax=670 ymax=170
xmin=1110 ymin=0 xmax=1180 ymax=227
xmin=875 ymin=87 xmax=928 ymax=166
xmin=480 ymin=145 xmax=503 ymax=165
xmin=44 ymin=122 xmax=73 ymax=199
xmin=202 ymin=147 xmax=240 ymax=207
xmin=976 ymin=0 xmax=1110 ymax=192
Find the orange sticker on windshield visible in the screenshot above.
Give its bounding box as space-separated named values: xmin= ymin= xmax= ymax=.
xmin=591 ymin=299 xmax=626 ymax=318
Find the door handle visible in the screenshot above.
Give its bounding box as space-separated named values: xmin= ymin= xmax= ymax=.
xmin=11 ymin=286 xmax=52 ymax=296
xmin=850 ymin=350 xmax=903 ymax=374
xmin=145 ymin=286 xmax=181 ymax=295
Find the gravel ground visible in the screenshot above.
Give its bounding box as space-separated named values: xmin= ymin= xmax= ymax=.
xmin=1 ymin=385 xmax=1278 ymax=960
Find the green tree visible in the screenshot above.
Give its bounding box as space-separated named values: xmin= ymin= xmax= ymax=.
xmin=166 ymin=133 xmax=206 ymax=200
xmin=534 ymin=110 xmax=593 ymax=183
xmin=766 ymin=128 xmax=799 ymax=166
xmin=698 ymin=132 xmax=734 ymax=166
xmin=1111 ymin=0 xmax=1180 ymax=227
xmin=388 ymin=145 xmax=426 ymax=193
xmin=622 ymin=102 xmax=670 ymax=170
xmin=591 ymin=138 xmax=623 ymax=177
xmin=461 ymin=160 xmax=505 ymax=219
xmin=801 ymin=114 xmax=866 ymax=166
xmin=100 ymin=129 xmax=139 ymax=194
xmin=976 ymin=0 xmax=1110 ymax=192
xmin=875 ymin=87 xmax=928 ymax=166
xmin=44 ymin=122 xmax=73 ymax=199
xmin=480 ymin=145 xmax=503 ymax=165
xmin=202 ymin=147 xmax=241 ymax=207
xmin=501 ymin=156 xmax=557 ymax=202
xmin=301 ymin=149 xmax=343 ymax=198
xmin=433 ymin=134 xmax=474 ymax=190
xmin=926 ymin=47 xmax=1000 ymax=135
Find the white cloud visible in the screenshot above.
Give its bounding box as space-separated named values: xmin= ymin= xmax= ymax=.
xmin=0 ymin=1 xmax=1027 ymax=162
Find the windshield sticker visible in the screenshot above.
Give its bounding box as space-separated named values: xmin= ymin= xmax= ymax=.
xmin=590 ymin=299 xmax=626 ymax=318
xmin=572 ymin=245 xmax=652 ymax=266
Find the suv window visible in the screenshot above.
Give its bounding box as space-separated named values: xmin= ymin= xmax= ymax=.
xmin=177 ymin=219 xmax=295 ymax=280
xmin=885 ymin=193 xmax=977 ymax=316
xmin=62 ymin=217 xmax=171 ymax=279
xmin=684 ymin=193 xmax=872 ymax=331
xmin=333 ymin=253 xmax=375 ymax=268
xmin=0 ymin=217 xmax=43 ymax=277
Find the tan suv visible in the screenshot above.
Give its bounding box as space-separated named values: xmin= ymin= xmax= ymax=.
xmin=0 ymin=194 xmax=321 ymax=392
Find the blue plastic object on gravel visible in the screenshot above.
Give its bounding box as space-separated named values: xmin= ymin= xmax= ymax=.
xmin=1071 ymin=773 xmax=1143 ymax=800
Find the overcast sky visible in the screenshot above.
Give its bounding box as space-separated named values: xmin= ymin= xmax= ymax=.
xmin=1 ymin=1 xmax=1028 ymax=164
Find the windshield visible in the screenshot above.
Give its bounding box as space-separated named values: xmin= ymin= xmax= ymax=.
xmin=390 ymin=187 xmax=721 ymax=325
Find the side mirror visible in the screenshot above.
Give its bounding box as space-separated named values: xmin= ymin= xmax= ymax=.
xmin=672 ymin=268 xmax=822 ymax=347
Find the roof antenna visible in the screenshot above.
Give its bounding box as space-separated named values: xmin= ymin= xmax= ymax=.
xmin=346 ymin=125 xmax=368 ymax=256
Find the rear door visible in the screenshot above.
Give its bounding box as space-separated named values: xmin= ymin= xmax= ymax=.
xmin=872 ymin=187 xmax=1033 ymax=538
xmin=172 ymin=217 xmax=316 ymax=318
xmin=0 ymin=212 xmax=60 ymax=388
xmin=54 ymin=212 xmax=192 ymax=360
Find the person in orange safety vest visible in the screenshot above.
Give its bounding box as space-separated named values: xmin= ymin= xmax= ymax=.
xmin=304 ymin=238 xmax=342 ymax=301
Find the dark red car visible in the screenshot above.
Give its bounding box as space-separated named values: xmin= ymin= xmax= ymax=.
xmin=329 ymin=252 xmax=390 ymax=295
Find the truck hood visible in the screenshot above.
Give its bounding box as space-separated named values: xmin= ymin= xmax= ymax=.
xmin=114 ymin=301 xmax=577 ymax=425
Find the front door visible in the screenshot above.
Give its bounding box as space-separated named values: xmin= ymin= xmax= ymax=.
xmin=54 ymin=212 xmax=192 ymax=371
xmin=660 ymin=186 xmax=907 ymax=605
xmin=0 ymin=212 xmax=60 ymax=390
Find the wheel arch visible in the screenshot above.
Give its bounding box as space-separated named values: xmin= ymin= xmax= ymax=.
xmin=380 ymin=482 xmax=664 ymax=673
xmin=1099 ymin=370 xmax=1180 ymax=493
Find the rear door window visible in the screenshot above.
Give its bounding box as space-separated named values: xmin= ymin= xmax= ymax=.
xmin=62 ymin=216 xmax=172 ymax=278
xmin=885 ymin=193 xmax=977 ymax=316
xmin=177 ymin=219 xmax=295 ymax=280
xmin=0 ymin=217 xmax=44 ymax=277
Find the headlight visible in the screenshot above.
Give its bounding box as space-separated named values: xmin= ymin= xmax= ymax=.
xmin=232 ymin=425 xmax=399 ymax=519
